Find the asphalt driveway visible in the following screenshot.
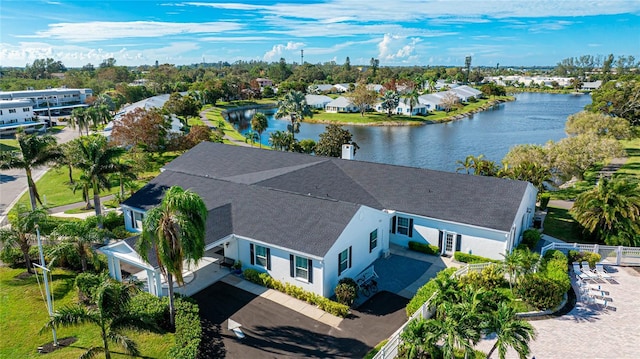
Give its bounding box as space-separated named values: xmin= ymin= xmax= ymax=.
xmin=193 ymin=281 xmax=409 ymax=358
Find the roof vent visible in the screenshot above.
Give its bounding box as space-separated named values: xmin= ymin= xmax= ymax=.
xmin=341 ymin=144 xmax=355 ymax=160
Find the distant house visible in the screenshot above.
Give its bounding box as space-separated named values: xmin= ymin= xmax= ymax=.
xmin=450 ymin=85 xmax=483 ymax=102
xmin=0 ymin=99 xmax=38 ymax=134
xmin=375 ymin=99 xmax=427 ymax=116
xmin=308 ymin=84 xmax=335 ymax=94
xmin=366 ymin=84 xmax=384 ymax=93
xmin=333 ymin=83 xmax=351 ymax=93
xmin=418 ymin=93 xmax=445 ymax=111
xmin=325 ymin=96 xmax=359 ymax=113
xmin=104 ymin=142 xmax=537 ymax=298
xmin=305 ymin=94 xmax=333 ymax=109
xmin=581 ymin=80 xmax=602 ymax=91
xmin=255 ymin=78 xmax=274 ymax=88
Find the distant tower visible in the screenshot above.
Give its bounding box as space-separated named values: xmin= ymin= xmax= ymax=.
xmin=155 ymin=60 xmax=159 ymax=68
xmin=301 ymin=49 xmax=304 ymax=65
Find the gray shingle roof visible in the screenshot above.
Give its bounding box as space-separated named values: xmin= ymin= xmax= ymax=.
xmin=125 ymin=142 xmax=530 ymax=256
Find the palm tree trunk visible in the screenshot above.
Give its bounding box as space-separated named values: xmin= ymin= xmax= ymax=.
xmin=486 ymin=342 xmax=498 ymax=359
xmin=21 ymin=244 xmax=34 ymax=274
xmin=67 ymin=164 xmax=74 ymax=184
xmin=168 ymin=272 xmax=176 ymax=327
xmin=93 ymin=180 xmax=103 ymax=228
xmin=102 ymin=325 xmax=111 ymax=359
xmin=26 ymin=169 xmax=38 ymax=210
xmin=119 ymin=176 xmax=125 ymax=198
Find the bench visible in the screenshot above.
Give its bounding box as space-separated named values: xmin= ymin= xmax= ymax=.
xmin=219 ymin=257 xmax=235 ymax=269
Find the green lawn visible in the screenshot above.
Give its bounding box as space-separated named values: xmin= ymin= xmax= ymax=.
xmin=0 ymin=267 xmax=173 ymax=358
xmin=617 ymin=137 xmax=640 ymax=178
xmin=542 ymin=206 xmax=584 ymax=243
xmin=0 ymin=138 xmax=19 ymax=152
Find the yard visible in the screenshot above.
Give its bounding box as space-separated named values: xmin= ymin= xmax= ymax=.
xmin=0 ymin=267 xmax=174 ymax=358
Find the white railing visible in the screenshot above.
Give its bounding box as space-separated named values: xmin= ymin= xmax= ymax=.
xmin=453 ymin=262 xmax=497 ymax=277
xmin=541 ymin=242 xmax=640 ymax=266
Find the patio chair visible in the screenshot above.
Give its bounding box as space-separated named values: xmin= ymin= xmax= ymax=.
xmin=595 ymin=263 xmax=613 ymax=279
xmin=581 ymin=261 xmax=599 ymax=280
xmin=572 ymin=262 xmax=582 ymax=274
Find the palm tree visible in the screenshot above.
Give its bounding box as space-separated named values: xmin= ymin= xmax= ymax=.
xmin=572 ymin=177 xmax=640 ymax=246
xmin=401 ymin=318 xmax=434 ymax=359
xmin=381 ymin=90 xmax=400 ymax=117
xmin=0 ymin=132 xmax=63 ymax=210
xmin=484 ymin=303 xmax=536 ymax=359
xmin=70 ymin=173 xmax=93 ymax=210
xmin=138 ymin=186 xmax=208 ymax=326
xmin=424 ymin=302 xmax=480 ymax=359
xmin=50 ymin=217 xmax=109 ymax=272
xmin=502 ymin=249 xmax=524 ymax=290
xmin=0 ymin=205 xmax=48 ymax=274
xmin=73 ymin=135 xmax=126 ymax=226
xmin=41 ymin=279 xmax=147 ymax=359
xmin=456 ymin=155 xmax=475 ymax=174
xmin=275 ymin=90 xmax=312 ymax=140
xmin=70 ymin=107 xmax=90 ymax=135
xmin=251 ymin=112 xmax=268 ymax=148
xmin=111 ymin=158 xmax=136 ymax=201
xmin=269 ymin=130 xmax=294 ymax=151
xmin=403 ymin=90 xmax=421 ymax=117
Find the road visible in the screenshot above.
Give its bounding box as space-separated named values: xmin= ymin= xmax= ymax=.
xmin=0 ymin=126 xmax=79 ymax=225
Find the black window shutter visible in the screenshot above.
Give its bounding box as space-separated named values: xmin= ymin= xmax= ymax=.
xmin=408 ymin=219 xmax=414 ymax=237
xmin=266 ymin=248 xmax=271 ymax=270
xmin=438 ymin=231 xmax=443 ymax=252
xmin=391 ymin=216 xmax=396 ymax=233
xmin=289 ymin=254 xmax=294 ymax=277
xmin=250 ymin=244 xmax=255 ymax=265
xmin=348 ymin=246 xmax=352 ymax=268
xmin=456 ymin=234 xmax=462 ymax=252
xmin=338 ymin=252 xmax=342 ymax=275
xmin=308 ymin=259 xmax=313 ymax=283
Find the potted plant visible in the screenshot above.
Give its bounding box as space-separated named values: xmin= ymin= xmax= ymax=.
xmin=232 ymin=260 xmax=242 ymax=274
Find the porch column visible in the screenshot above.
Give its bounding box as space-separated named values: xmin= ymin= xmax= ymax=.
xmin=107 ymin=255 xmax=117 ymax=279
xmin=113 ymin=259 xmax=122 ymax=281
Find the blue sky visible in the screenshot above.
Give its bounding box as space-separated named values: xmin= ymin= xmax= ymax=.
xmin=1 ymin=0 xmax=639 ymax=68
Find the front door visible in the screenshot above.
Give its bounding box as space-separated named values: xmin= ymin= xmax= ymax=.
xmin=445 ymin=233 xmax=454 ymax=254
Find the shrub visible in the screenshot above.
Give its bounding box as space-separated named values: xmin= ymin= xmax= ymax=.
xmin=458 ymin=264 xmax=505 ymax=290
xmin=408 ymin=241 xmax=440 ymax=256
xmin=406 ymin=268 xmax=458 ymax=316
xmin=515 ymin=274 xmax=564 ymax=310
xmin=539 ymin=193 xmax=551 ymax=210
xmin=242 ymin=268 xmax=350 ymax=317
xmin=168 ymin=298 xmax=202 ymax=359
xmin=335 ymin=283 xmax=357 ymax=306
xmin=567 ymin=250 xmax=601 ymax=268
xmin=111 ymin=225 xmax=135 ymax=239
xmin=541 ymin=251 xmax=571 ymax=294
xmin=75 ymin=272 xmax=106 ymax=303
xmin=128 ymin=292 xmax=170 ymax=330
xmin=454 ymin=252 xmax=500 ymax=264
xmin=521 ymin=229 xmax=542 ymax=250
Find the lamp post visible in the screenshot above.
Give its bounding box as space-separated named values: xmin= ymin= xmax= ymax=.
xmin=34 ymin=225 xmax=58 ymax=347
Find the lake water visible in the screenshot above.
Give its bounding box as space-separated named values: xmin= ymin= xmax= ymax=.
xmin=242 ymin=93 xmax=592 ymax=172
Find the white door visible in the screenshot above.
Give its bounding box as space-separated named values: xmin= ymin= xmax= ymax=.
xmin=445 ymin=233 xmax=454 ymax=254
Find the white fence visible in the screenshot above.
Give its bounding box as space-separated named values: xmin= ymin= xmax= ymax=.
xmin=541 ymin=242 xmax=640 ymax=266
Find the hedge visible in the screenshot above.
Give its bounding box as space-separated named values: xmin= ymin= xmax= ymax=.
xmin=408 ymin=241 xmax=440 ymax=256
xmin=453 ymin=252 xmax=501 ymax=264
xmin=515 ymin=273 xmax=563 ymax=310
xmin=243 ymin=269 xmax=350 ymax=317
xmin=405 ymin=267 xmax=458 ymax=317
xmin=521 ymin=229 xmax=542 ymax=250
xmin=541 ymin=250 xmax=571 ymax=294
xmin=168 ymin=298 xmax=202 ymax=359
xmin=128 ymin=292 xmax=171 ymax=331
xmin=568 ymin=250 xmax=601 ymax=268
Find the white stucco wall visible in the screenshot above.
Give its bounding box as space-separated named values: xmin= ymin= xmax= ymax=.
xmin=322 ymin=206 xmax=390 ymax=297
xmin=122 ymin=205 xmax=144 ymax=233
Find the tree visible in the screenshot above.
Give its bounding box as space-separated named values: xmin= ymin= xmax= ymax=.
xmin=250 ymin=112 xmax=268 ymax=148
xmin=370 ymin=58 xmax=379 ymax=77
xmin=501 ymin=161 xmax=550 ymax=192
xmin=441 ymin=92 xmax=461 ymax=113
xmin=315 ymin=125 xmax=359 ymax=157
xmin=456 ymin=155 xmax=475 ymax=174
xmin=0 ymin=206 xmax=48 ymax=274
xmin=50 ymin=217 xmax=109 ymax=272
xmin=484 ymin=302 xmax=536 ymax=359
xmin=275 ymin=90 xmax=312 ymax=140
xmin=138 ymin=186 xmax=207 ymax=326
xmin=566 ymin=111 xmax=632 ymax=140
xmin=41 ymin=279 xmax=148 ymax=359
xmin=480 ymin=83 xmax=506 ymax=97
xmin=0 ymin=132 xmax=63 ymax=210
xmin=269 ymin=130 xmax=294 ymax=151
xmin=423 ymin=301 xmax=481 ymax=359
xmin=464 ymin=56 xmax=472 ymax=84
xmin=549 ymin=134 xmax=624 ymax=180
xmin=70 ymin=107 xmax=91 ymax=135
xmin=401 ymin=318 xmax=435 ymax=359
xmin=111 ymin=108 xmax=168 ymax=152
xmin=73 ymin=135 xmax=126 ymax=226
xmin=112 ymin=158 xmax=136 ymax=200
xmin=381 ymin=90 xmax=400 ymax=117
xmin=347 ymin=81 xmax=378 ymax=117
xmin=588 ymin=79 xmax=640 ymax=126
xmin=403 ymin=89 xmax=421 ymax=117
xmin=572 ymin=177 xmax=640 ymax=246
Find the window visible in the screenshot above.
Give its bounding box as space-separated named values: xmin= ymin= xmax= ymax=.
xmin=397 ymin=217 xmax=409 ymax=235
xmin=23 ymin=108 xmax=30 ymax=112
xmin=250 ymin=244 xmax=271 ymax=269
xmin=0 ymin=110 xmax=3 ymax=115
xmin=369 ymin=229 xmax=378 ymax=252
xmin=338 ymin=246 xmax=352 ymax=275
xmin=9 ymin=109 xmax=16 ymax=114
xmin=290 ymin=255 xmax=313 ymax=283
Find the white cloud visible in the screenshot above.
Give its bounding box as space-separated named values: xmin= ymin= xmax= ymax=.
xmin=22 ymin=21 xmax=243 ymax=42
xmin=263 ymin=41 xmax=304 ymax=61
xmin=377 ymin=34 xmax=420 ymax=63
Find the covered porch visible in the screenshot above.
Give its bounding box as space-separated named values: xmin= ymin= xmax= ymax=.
xmin=101 ymin=235 xmax=241 ymax=297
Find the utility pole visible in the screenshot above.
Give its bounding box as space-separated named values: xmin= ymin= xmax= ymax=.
xmin=300 ymin=49 xmax=304 ymax=65
xmin=34 ymin=225 xmax=58 ymax=347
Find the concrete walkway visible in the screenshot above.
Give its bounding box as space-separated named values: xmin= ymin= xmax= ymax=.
xmin=199 ymin=107 xmax=254 ymax=147
xmin=220 ymin=274 xmax=345 ymax=328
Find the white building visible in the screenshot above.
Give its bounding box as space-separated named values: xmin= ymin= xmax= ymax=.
xmin=0 ymin=100 xmax=38 ymax=133
xmin=375 ymin=99 xmax=428 ymax=116
xmin=105 ymin=143 xmax=537 ymax=298
xmin=304 ymin=94 xmax=333 ymax=109
xmin=325 ymin=96 xmax=359 ymax=113
xmin=0 ymin=88 xmax=92 ymax=116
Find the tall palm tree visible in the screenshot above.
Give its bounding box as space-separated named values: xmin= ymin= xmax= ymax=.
xmin=424 ymin=302 xmax=480 ymax=359
xmin=50 ymin=217 xmax=109 ymax=272
xmin=275 ymin=90 xmax=312 ymax=140
xmin=111 ymin=158 xmax=136 ymax=200
xmin=138 ymin=186 xmax=208 ymax=326
xmin=73 ymin=135 xmax=126 ymax=226
xmin=41 ymin=279 xmax=147 ymax=359
xmin=401 ymin=318 xmax=435 ymax=359
xmin=572 ymin=177 xmax=640 ymax=246
xmin=0 ymin=132 xmax=63 ymax=210
xmin=484 ymin=303 xmax=536 ymax=359
xmin=69 ymin=173 xmax=93 ymax=210
xmin=70 ymin=107 xmax=90 ymax=135
xmin=403 ymin=90 xmax=421 ymax=117
xmin=251 ymin=112 xmax=268 ymax=149
xmin=0 ymin=205 xmax=48 ymax=274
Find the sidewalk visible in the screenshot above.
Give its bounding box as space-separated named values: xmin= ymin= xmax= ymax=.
xmin=46 ymin=194 xmax=118 ymax=219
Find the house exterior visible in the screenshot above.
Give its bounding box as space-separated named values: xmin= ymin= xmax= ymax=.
xmin=0 ymin=88 xmax=92 ymax=116
xmin=418 ymin=93 xmax=445 ymax=111
xmin=325 ymin=96 xmax=359 ymax=113
xmin=375 ymin=99 xmax=427 ymax=116
xmin=0 ymin=99 xmax=38 ymax=133
xmin=305 ymin=94 xmax=333 ymax=109
xmin=333 ymin=83 xmax=351 ymax=93
xmin=255 ymin=78 xmax=274 ymax=88
xmin=449 ymin=85 xmax=483 ymax=102
xmin=581 ymin=80 xmax=602 ymax=91
xmin=109 ymin=143 xmax=537 ymax=299
xmin=308 ymin=84 xmax=336 ymax=94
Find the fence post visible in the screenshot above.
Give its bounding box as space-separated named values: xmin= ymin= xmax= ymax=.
xmin=593 ymin=244 xmax=599 ymax=254
xmin=617 ymin=246 xmax=622 ymax=266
